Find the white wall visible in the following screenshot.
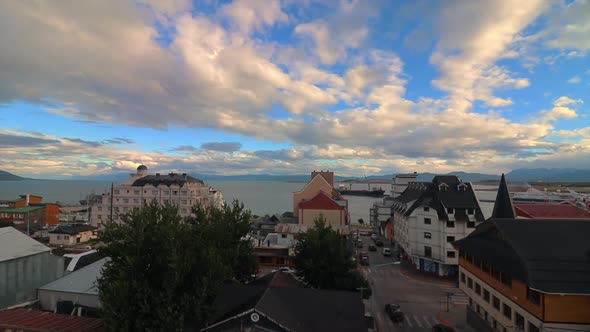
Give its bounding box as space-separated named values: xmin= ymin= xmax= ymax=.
xmin=38 ymin=289 xmax=100 ymax=311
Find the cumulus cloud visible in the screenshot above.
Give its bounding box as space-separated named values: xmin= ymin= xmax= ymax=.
xmin=543 ymin=0 xmax=590 ymax=52
xmin=1 ymin=1 xmax=589 ymax=177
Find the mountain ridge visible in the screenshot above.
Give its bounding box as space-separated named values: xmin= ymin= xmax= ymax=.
xmin=2 ymin=168 xmax=589 ymax=182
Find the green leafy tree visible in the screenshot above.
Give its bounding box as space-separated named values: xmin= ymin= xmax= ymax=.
xmin=293 ymin=215 xmax=371 ymax=298
xmin=98 ymin=200 xmax=257 ymax=331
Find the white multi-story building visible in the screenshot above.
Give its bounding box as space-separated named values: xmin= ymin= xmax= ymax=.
xmin=370 ymin=172 xmax=418 ymax=238
xmin=90 ymin=165 xmax=224 ymax=227
xmin=392 ymin=175 xmax=485 ymax=277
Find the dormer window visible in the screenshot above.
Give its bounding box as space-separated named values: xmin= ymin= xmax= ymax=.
xmin=438 ymin=183 xmax=449 ymax=191
xmin=457 ymin=183 xmax=468 ymax=191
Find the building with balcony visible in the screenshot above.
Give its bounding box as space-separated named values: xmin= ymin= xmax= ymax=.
xmin=392 ymin=175 xmax=485 ymax=277
xmin=89 ymin=165 xmax=224 ymax=227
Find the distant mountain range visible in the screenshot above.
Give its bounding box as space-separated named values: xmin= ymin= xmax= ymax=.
xmin=0 ymin=170 xmax=30 ymax=181
xmin=1 ymin=168 xmax=590 ymax=182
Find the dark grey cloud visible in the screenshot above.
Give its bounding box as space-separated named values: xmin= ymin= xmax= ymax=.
xmin=171 ymin=145 xmax=199 ymax=152
xmin=201 ymin=142 xmax=242 ymax=152
xmin=63 ymin=137 xmax=103 ymax=147
xmin=0 ymin=133 xmax=59 ymax=147
xmin=104 ymin=137 xmax=134 ymax=144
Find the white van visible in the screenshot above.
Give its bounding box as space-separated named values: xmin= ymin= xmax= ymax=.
xmin=382 ymin=247 xmax=391 ymax=256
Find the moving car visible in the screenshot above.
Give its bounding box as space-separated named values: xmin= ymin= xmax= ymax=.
xmin=359 ymin=252 xmax=370 ymax=266
xmin=382 ymin=247 xmax=391 ymax=256
xmin=371 ymin=233 xmax=377 ymax=240
xmin=357 ymin=239 xmax=364 ymax=248
xmin=432 ymin=324 xmax=455 ymax=332
xmin=384 ymin=303 xmax=403 ymax=322
xmin=375 ymin=239 xmax=384 ymax=247
xmin=368 ymin=244 xmax=377 ymax=251
xmin=272 ymin=266 xmax=296 ymax=274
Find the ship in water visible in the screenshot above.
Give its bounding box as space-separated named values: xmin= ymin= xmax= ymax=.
xmin=337 ymin=184 xmax=385 ymax=197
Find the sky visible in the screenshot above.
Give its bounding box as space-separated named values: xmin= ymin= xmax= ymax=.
xmin=0 ymin=0 xmax=589 ymax=179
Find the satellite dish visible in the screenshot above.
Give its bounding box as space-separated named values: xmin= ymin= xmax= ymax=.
xmin=250 ymin=312 xmax=260 ymax=322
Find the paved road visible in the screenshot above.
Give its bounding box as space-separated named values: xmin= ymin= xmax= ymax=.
xmin=356 ymin=236 xmax=473 ymax=332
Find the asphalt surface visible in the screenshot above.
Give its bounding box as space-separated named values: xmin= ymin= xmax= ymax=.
xmin=356 ymin=235 xmax=474 ymax=332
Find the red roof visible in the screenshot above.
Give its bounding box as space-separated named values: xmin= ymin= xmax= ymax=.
xmin=298 ymin=191 xmax=345 ymax=210
xmin=515 ymin=203 xmax=590 ymax=219
xmin=0 ymin=309 xmax=104 ymax=332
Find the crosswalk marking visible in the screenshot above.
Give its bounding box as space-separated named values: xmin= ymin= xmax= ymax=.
xmin=405 ymin=315 xmax=413 ymax=327
xmin=424 ymin=315 xmax=434 ymax=326
xmin=414 ymin=315 xmax=422 ymax=327
xmin=443 ymin=287 xmax=469 ymax=305
xmin=367 ymin=268 xmax=372 ymax=273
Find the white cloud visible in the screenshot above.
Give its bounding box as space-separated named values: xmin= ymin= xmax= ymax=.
xmin=221 ymin=0 xmax=288 ymax=34
xmin=430 ymin=0 xmax=548 ymax=112
xmin=544 ymin=0 xmax=590 ymax=51
xmin=567 ymin=76 xmax=581 ymax=84
xmin=539 ymin=96 xmax=582 ymax=123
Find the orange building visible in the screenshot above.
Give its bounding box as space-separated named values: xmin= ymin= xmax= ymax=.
xmin=453 ymin=175 xmax=590 ymax=332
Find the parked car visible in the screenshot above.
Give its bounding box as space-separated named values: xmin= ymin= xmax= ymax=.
xmin=384 ymin=303 xmax=403 ymax=322
xmin=375 ymin=239 xmax=384 ymax=247
xmin=432 ymin=324 xmax=455 ymax=332
xmin=382 ymin=247 xmax=391 ymax=256
xmin=272 ymin=266 xmax=296 ymax=274
xmin=368 ymin=244 xmax=377 ymax=251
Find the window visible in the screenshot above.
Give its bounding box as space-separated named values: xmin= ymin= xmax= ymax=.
xmin=133 ymin=190 xmax=140 ymax=195
xmin=163 ymin=190 xmax=170 ymax=195
xmin=467 ymin=221 xmax=476 ymax=228
xmin=446 ymin=236 xmax=455 ymax=242
xmin=492 ymin=267 xmax=501 ymax=281
xmin=180 ymin=208 xmax=187 ymax=214
xmin=424 ymin=232 xmax=432 ymax=239
xmin=424 ymin=207 xmax=429 ymax=212
xmin=501 ymin=273 xmax=512 ymax=287
xmin=492 ymin=295 xmax=500 ymax=310
xmin=475 ymin=283 xmax=481 ymax=295
xmin=447 ymin=207 xmax=453 ymax=214
xmin=460 ymin=272 xmax=466 ymax=283
xmin=281 ymin=234 xmax=287 ymax=238
xmin=64 ymin=235 xmax=69 ymax=240
xmin=528 ymin=322 xmax=540 ymax=332
xmin=98 ymin=206 xmax=102 ymax=211
xmin=133 ymin=198 xmax=140 ymax=204
xmin=114 ymin=190 xmax=120 ymax=194
xmin=467 ymin=277 xmax=473 ymax=289
xmin=476 ymin=304 xmax=481 ymax=315
xmin=181 ymin=191 xmax=187 ymax=196
xmin=483 ymin=289 xmax=490 ymax=302
xmin=424 ymin=246 xmax=432 ymax=257
xmin=181 ymin=199 xmax=187 ymax=205
xmin=527 ymin=288 xmax=541 ymax=305
xmin=164 ymin=199 xmax=169 ymax=204
xmin=123 ymin=198 xmax=129 ymax=203
xmin=468 ymin=297 xmax=472 ymax=307
xmin=447 ymin=251 xmax=456 ymax=258
xmin=467 ymin=208 xmax=474 ymax=215
xmin=57 ymin=235 xmax=61 ymax=240
xmin=424 ymin=218 xmax=431 ymax=225
xmin=446 ymin=221 xmax=455 ymax=228
xmin=152 ymin=190 xmax=158 ymax=195
xmin=515 ymin=312 xmax=524 ymax=330
xmin=115 ymin=207 xmax=120 ymax=212
xmin=123 ymin=207 xmax=129 ymax=212
xmin=172 ymin=191 xmax=178 ymax=195
xmin=502 ymin=303 xmax=511 ymax=319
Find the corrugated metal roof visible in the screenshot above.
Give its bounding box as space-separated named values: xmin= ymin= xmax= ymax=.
xmin=0 ymin=227 xmax=51 ymax=263
xmin=38 ymin=258 xmax=108 ymax=295
xmin=0 ymin=308 xmax=104 ymax=332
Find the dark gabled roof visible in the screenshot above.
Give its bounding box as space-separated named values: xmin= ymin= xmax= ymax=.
xmin=394 ymin=176 xmax=484 ymax=221
xmin=49 ymin=224 xmax=97 ymax=235
xmin=491 ymin=174 xmax=516 ymax=219
xmin=131 ymin=173 xmax=204 ymax=187
xmin=206 ymin=271 xmax=366 ymax=332
xmin=454 ymin=218 xmax=590 ymax=294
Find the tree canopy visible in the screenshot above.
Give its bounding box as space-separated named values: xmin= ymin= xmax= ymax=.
xmin=293 ymin=216 xmax=371 ymax=298
xmin=98 ymin=200 xmax=257 ymax=331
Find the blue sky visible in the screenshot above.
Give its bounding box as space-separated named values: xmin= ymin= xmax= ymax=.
xmin=0 ymin=0 xmax=589 ymax=178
